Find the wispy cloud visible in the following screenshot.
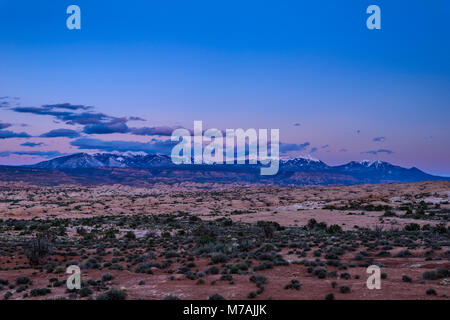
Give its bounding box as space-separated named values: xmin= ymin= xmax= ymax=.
xmin=279 ymin=142 xmax=310 ymax=153
xmin=40 ymin=129 xmax=80 ymax=138
xmin=0 ymin=122 xmax=12 ymax=129
xmin=373 ymin=136 xmax=386 ymax=142
xmin=129 ymin=126 xmax=183 ymax=136
xmin=83 ymin=118 xmax=129 ymax=134
xmin=70 ymin=137 xmax=177 ymax=155
xmin=20 ymin=142 xmax=44 ymax=147
xmin=41 ymin=103 xmax=92 ymax=111
xmin=0 ymin=130 xmax=31 ymax=139
xmin=361 ymin=149 xmax=393 ymax=155
xmin=0 ymin=150 xmax=65 ymax=158
xmin=12 ymin=105 xmax=116 ymax=126
xmin=129 ymin=116 xmax=146 ymax=121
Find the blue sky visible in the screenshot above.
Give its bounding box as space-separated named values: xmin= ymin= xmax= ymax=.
xmin=0 ymin=0 xmax=449 ymax=175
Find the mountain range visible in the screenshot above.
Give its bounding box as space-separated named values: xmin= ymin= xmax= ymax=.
xmin=0 ymin=152 xmax=442 ymax=186
xmin=0 ymin=152 xmax=446 ymax=186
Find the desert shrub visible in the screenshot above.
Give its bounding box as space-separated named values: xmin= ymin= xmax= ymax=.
xmin=164 ymin=250 xmax=179 ymax=258
xmin=163 ymin=295 xmax=180 ymax=300
xmin=247 ymin=291 xmax=257 ymax=299
xmin=249 ymin=275 xmax=267 ymax=287
xmin=16 ymin=276 xmax=31 ymax=285
xmin=30 ymin=288 xmax=51 ymax=297
xmin=383 ymin=210 xmax=396 ymax=217
xmin=134 ymin=263 xmax=154 ymax=274
xmin=402 ymin=275 xmax=412 ymax=283
xmin=253 ymin=261 xmax=274 ymax=271
xmin=404 ymin=223 xmax=420 ymax=232
xmin=426 ymin=288 xmax=437 ymax=296
xmin=96 ymin=289 xmax=127 ymax=300
xmin=124 ymin=231 xmax=136 ymax=239
xmin=25 ymin=235 xmax=52 ymax=266
xmin=313 ymin=267 xmax=327 ymax=279
xmin=228 ymin=261 xmax=249 ymax=274
xmin=284 ymin=279 xmax=301 ymax=290
xmin=339 ymin=285 xmax=350 ymax=293
xmin=207 ymin=266 xmax=220 ymax=275
xmin=79 ymin=287 xmax=93 ymax=297
xmin=208 ymin=293 xmax=225 ymax=300
xmin=220 ymin=274 xmax=233 ymax=282
xmin=103 ymin=229 xmax=117 ymax=239
xmin=326 ymin=224 xmax=342 ymax=234
xmin=325 ymin=293 xmax=334 ymax=300
xmin=313 ymin=250 xmax=322 ymax=257
xmin=101 ymin=273 xmax=113 ymax=282
xmin=396 ymin=250 xmax=412 ymax=258
xmin=16 ymin=285 xmax=27 ymax=293
xmin=80 ymin=258 xmax=101 ymax=270
xmin=210 ymin=252 xmax=228 ymax=264
xmin=340 ymin=272 xmax=351 ymax=280
xmin=354 ymin=253 xmax=364 ymax=261
xmin=307 ymin=219 xmax=327 ymax=230
xmin=432 ymin=223 xmax=448 ymax=234
xmin=376 ymin=250 xmax=390 ymax=257
xmin=422 ymin=268 xmax=449 ymax=280
xmin=109 ymin=263 xmax=124 ymax=271
xmin=257 ymin=221 xmax=282 ymax=239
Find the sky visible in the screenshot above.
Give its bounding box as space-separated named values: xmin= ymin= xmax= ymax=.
xmin=0 ymin=0 xmax=449 ymax=175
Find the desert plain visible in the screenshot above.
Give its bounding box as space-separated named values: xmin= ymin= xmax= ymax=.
xmin=0 ymin=180 xmax=448 ymax=300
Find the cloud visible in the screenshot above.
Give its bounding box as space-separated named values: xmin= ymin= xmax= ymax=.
xmin=41 ymin=103 xmax=92 ymax=111
xmin=83 ymin=119 xmax=129 ymax=134
xmin=293 ymin=123 xmax=301 ymax=127
xmin=21 ymin=142 xmax=44 ymax=147
xmin=129 ymin=126 xmax=182 ymax=136
xmin=129 ymin=116 xmax=146 ymax=121
xmin=0 ymin=96 xmax=19 ymax=107
xmin=0 ymin=122 xmax=12 ymax=129
xmin=62 ymin=112 xmax=114 ymax=125
xmin=339 ymin=148 xmax=348 ymax=152
xmin=12 ymin=106 xmax=116 ymax=126
xmin=70 ymin=137 xmax=177 ymax=155
xmin=361 ymin=149 xmax=394 ymax=155
xmin=40 ymin=129 xmax=80 ymax=138
xmin=356 ymin=130 xmax=360 ymax=134
xmin=373 ymin=136 xmax=386 ymax=142
xmin=0 ymin=130 xmax=31 ymax=139
xmin=310 ymin=147 xmax=318 ymax=153
xmin=321 ymin=145 xmax=329 ymax=149
xmin=0 ymin=96 xmax=19 ymax=100
xmin=0 ymin=150 xmax=64 ymax=158
xmin=279 ymin=142 xmax=310 ymax=153
xmin=13 ymin=106 xmax=74 ymax=118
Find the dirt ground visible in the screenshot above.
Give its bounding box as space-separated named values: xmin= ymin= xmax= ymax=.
xmin=0 ymin=181 xmax=448 ymax=300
